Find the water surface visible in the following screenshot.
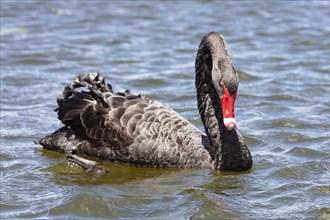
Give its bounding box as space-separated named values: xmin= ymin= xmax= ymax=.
xmin=1 ymin=1 xmax=329 ymax=219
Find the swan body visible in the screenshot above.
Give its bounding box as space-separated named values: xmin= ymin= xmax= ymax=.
xmin=37 ymin=32 xmax=252 ymax=171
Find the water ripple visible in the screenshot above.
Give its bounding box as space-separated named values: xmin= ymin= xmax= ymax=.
xmin=1 ymin=1 xmax=329 ymax=219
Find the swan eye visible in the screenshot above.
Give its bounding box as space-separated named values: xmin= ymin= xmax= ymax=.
xmin=219 ymin=80 xmax=225 ymax=87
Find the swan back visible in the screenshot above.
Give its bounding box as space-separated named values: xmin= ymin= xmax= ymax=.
xmin=54 ymin=73 xmax=213 ymax=168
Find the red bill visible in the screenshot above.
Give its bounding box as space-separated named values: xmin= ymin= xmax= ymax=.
xmin=221 ymin=87 xmax=237 ymax=130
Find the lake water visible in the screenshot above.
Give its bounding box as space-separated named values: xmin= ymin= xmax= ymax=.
xmin=1 ymin=0 xmax=329 ymax=219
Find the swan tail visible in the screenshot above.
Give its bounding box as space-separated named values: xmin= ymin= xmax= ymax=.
xmin=35 ymin=126 xmax=80 ymax=153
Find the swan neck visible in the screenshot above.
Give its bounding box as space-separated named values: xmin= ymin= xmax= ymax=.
xmin=195 ymin=43 xmax=223 ymax=168
xmin=195 ymin=33 xmax=252 ymax=170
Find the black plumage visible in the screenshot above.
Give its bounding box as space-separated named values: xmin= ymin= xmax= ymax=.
xmin=37 ymin=32 xmax=252 ymax=171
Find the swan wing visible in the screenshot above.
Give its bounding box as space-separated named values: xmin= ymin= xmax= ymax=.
xmin=55 ymin=73 xmax=212 ymax=167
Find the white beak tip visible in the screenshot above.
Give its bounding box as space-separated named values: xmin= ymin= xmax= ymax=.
xmin=224 ymin=117 xmax=236 ymax=130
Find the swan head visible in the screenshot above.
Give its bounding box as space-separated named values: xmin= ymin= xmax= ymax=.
xmin=196 ymin=32 xmax=240 ymax=130
xmin=206 ymin=33 xmax=239 ymax=130
xmin=213 ymin=70 xmax=238 ymax=131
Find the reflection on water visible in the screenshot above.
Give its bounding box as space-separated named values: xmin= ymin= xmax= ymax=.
xmin=1 ymin=0 xmax=329 ymax=219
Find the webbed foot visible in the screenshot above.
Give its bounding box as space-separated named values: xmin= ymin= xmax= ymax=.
xmin=65 ymin=150 xmax=108 ymax=177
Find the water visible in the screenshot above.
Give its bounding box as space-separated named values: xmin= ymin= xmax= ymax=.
xmin=1 ymin=0 xmax=329 ymax=219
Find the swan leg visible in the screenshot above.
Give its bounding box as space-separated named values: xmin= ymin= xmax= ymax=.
xmin=65 ymin=150 xmax=108 ymax=176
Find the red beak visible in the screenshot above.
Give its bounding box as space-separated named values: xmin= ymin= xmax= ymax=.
xmin=221 ymin=87 xmax=237 ymax=130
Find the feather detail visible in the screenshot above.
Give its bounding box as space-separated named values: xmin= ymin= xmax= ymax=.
xmin=50 ymin=72 xmax=213 ymax=167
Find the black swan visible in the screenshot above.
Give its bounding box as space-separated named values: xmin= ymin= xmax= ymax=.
xmin=36 ymin=32 xmax=252 ymax=172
